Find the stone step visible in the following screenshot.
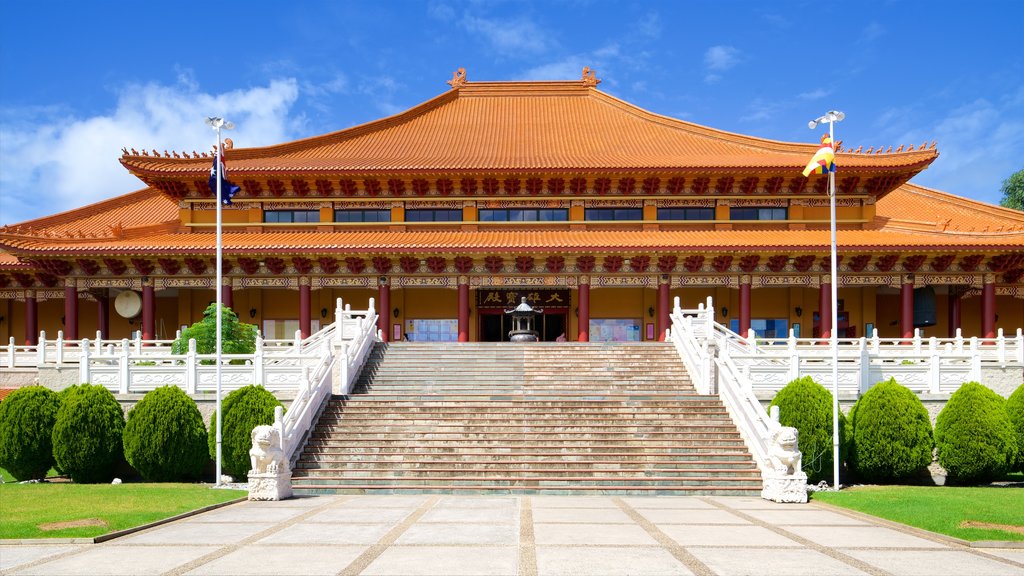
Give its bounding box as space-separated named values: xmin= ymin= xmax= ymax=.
xmin=312 ymin=423 xmax=741 ymax=433
xmin=291 ymin=485 xmax=761 ymax=497
xmin=296 ymin=455 xmax=754 ymax=466
xmin=303 ymin=441 xmax=749 ymax=450
xmin=294 ymin=467 xmax=759 ymax=479
xmin=316 ymin=418 xmax=735 ymax=427
xmin=291 ymin=476 xmax=762 ymax=488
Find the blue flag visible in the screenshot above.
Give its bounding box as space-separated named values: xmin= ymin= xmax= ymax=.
xmin=208 ymin=154 xmax=241 ymax=205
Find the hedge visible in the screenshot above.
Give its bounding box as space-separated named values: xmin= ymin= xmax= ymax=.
xmin=847 ymin=378 xmax=933 ymax=482
xmin=1006 ymin=383 xmax=1024 ymax=472
xmin=0 ymin=386 xmax=60 ymax=480
xmin=123 ymin=386 xmax=208 ymax=481
xmin=768 ymin=376 xmax=846 ymax=483
xmin=51 ymin=384 xmax=126 ymax=483
xmin=208 ymin=385 xmax=283 ymax=479
xmin=935 ymin=382 xmax=1018 ymax=483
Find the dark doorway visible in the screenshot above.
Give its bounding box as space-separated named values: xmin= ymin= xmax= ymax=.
xmin=543 ymin=313 xmax=566 ymax=341
xmin=478 ymin=311 xmax=567 ymax=342
xmin=480 ymin=312 xmax=504 ymax=342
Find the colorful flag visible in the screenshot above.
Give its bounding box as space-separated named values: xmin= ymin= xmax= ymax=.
xmin=208 ymin=150 xmax=241 ymax=205
xmin=802 ymin=134 xmax=836 ymax=177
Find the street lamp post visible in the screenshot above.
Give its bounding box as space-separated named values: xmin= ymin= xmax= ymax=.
xmin=205 ymin=116 xmax=233 ymax=487
xmin=808 ymin=110 xmax=844 ymax=491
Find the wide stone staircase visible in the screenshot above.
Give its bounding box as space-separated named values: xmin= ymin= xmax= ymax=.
xmin=291 ymin=342 xmax=761 ymax=495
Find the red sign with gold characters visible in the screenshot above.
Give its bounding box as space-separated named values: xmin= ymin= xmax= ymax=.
xmin=477 ymin=289 xmax=570 ymax=309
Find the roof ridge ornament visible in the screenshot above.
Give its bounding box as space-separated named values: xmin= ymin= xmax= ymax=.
xmin=581 ymin=66 xmax=600 ymax=86
xmin=447 ymin=67 xmax=467 ymax=89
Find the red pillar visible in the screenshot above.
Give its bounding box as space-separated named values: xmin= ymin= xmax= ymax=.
xmin=578 ymin=280 xmax=590 ymax=342
xmin=221 ymin=281 xmax=233 ymax=311
xmin=819 ymin=278 xmax=832 ymax=340
xmin=97 ymin=293 xmax=109 ymax=340
xmin=142 ymin=283 xmax=155 ymax=340
xmin=378 ymin=280 xmax=391 ymax=342
xmin=457 ymin=279 xmax=469 ymax=343
xmin=25 ymin=290 xmax=38 ymax=345
xmin=900 ymin=277 xmax=914 ymax=341
xmin=948 ymin=287 xmax=961 ymax=338
xmin=739 ymin=276 xmax=751 ymax=339
xmin=299 ymin=282 xmax=311 ymax=339
xmin=657 ymin=279 xmax=670 ymax=342
xmin=982 ymin=275 xmax=996 ymax=339
xmin=64 ymin=285 xmax=78 ymax=341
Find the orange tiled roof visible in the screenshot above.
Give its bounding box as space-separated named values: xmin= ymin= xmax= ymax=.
xmin=0 ymin=188 xmax=179 ymax=240
xmin=876 ymin=183 xmax=1024 ymax=234
xmin=120 ymin=81 xmax=937 ymax=178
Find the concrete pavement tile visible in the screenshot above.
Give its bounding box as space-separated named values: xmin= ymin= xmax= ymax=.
xmin=536 ymin=546 xmax=694 ymax=576
xmin=529 ymin=496 xmax=618 ymax=509
xmin=843 ymin=549 xmax=1024 ymax=576
xmin=182 ymin=504 xmax=311 ymax=523
xmin=255 ymin=521 xmax=395 ymax=545
xmin=113 ymin=521 xmax=276 ymax=545
xmin=621 ymin=497 xmax=716 ymax=509
xmin=533 ymin=522 xmax=659 ymax=546
xmin=659 ymin=524 xmax=803 ymax=547
xmin=638 ymin=508 xmax=750 ymax=525
xmin=361 ymin=545 xmax=517 ymax=576
xmin=689 ymin=546 xmax=870 ymax=576
xmin=785 ymin=525 xmax=946 ymax=548
xmin=238 ymin=495 xmax=337 ymax=508
xmin=338 ymin=495 xmax=430 ymax=508
xmin=707 ymin=496 xmax=793 ymax=510
xmin=0 ymin=545 xmax=81 ymax=571
xmin=305 ymin=506 xmax=413 ymax=523
xmin=434 ymin=496 xmax=517 ymax=509
xmin=11 ymin=545 xmax=220 ymax=576
xmin=531 ymin=507 xmax=633 ymax=524
xmin=983 ymin=549 xmax=1024 ymax=563
xmin=395 ymin=522 xmax=517 ymax=545
xmin=740 ymin=508 xmax=870 ymax=526
xmin=184 ymin=544 xmax=367 ymax=576
xmin=420 ymin=506 xmax=517 ymax=524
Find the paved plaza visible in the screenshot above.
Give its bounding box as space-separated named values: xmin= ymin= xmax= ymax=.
xmin=2 ymin=494 xmax=1023 ymax=576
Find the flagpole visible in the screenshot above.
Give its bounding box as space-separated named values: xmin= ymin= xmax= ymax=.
xmin=206 ymin=116 xmax=232 ymax=487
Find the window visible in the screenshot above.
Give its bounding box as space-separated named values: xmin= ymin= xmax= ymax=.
xmin=479 ymin=208 xmax=568 ymax=222
xmin=729 ymin=318 xmax=789 ymax=339
xmin=406 ymin=319 xmax=458 ymax=342
xmin=589 ymin=319 xmax=642 ymax=342
xmin=334 ymin=209 xmax=391 ymax=222
xmin=583 ymin=208 xmax=643 ymax=221
xmin=264 ymin=209 xmax=320 ymax=223
xmin=730 ymin=207 xmax=787 ymax=220
xmin=657 ymin=207 xmax=715 ymax=220
xmin=405 ymin=209 xmax=463 ymax=222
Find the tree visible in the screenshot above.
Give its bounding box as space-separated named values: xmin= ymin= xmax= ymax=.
xmin=172 ymin=304 xmax=257 ymax=357
xmin=999 ymin=169 xmax=1024 ymax=211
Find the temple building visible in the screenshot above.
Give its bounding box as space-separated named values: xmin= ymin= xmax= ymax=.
xmin=1 ymin=69 xmax=1022 ymax=346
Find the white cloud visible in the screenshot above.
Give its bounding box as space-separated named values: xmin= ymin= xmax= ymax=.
xmin=859 ymin=21 xmax=885 ymax=44
xmin=460 ymin=14 xmax=548 ymax=56
xmin=0 ymin=78 xmax=302 ymax=225
xmin=521 ymin=57 xmax=589 ymax=81
xmin=798 ymin=88 xmax=831 ymax=101
xmin=703 ymin=45 xmax=741 ymax=84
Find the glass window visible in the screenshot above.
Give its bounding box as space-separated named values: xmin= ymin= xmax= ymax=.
xmin=334 ymin=209 xmax=390 ymax=222
xmin=263 ymin=210 xmax=320 ymax=223
xmin=406 ymin=209 xmax=463 ymax=222
xmin=479 ymin=208 xmax=568 ymax=222
xmin=589 ymin=319 xmax=642 ymax=342
xmin=657 ymin=207 xmax=715 ymax=220
xmin=584 ymin=208 xmax=642 ymax=221
xmin=730 ymin=207 xmax=787 ymax=220
xmin=406 ymin=319 xmax=458 ymax=342
xmin=729 ymin=318 xmax=789 ymax=339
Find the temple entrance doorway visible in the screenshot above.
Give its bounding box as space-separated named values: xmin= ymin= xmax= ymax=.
xmin=479 ymin=311 xmax=567 ymax=342
xmin=476 ymin=288 xmax=570 ymax=342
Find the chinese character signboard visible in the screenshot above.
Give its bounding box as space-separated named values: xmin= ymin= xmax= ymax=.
xmin=476 ymin=289 xmax=570 ymax=309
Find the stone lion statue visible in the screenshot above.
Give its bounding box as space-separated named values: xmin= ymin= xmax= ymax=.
xmin=249 ymin=425 xmax=288 ymax=476
xmin=768 ymin=426 xmax=802 ymax=476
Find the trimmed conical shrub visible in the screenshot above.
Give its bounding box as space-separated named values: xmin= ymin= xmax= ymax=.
xmin=0 ymin=386 xmax=60 ymax=480
xmin=208 ymin=385 xmax=283 ymax=479
xmin=51 ymin=384 xmax=125 ymax=483
xmin=848 ymin=378 xmax=933 ymax=482
xmin=123 ymin=386 xmax=208 ymax=481
xmin=768 ymin=376 xmax=846 ymax=483
xmin=935 ymin=382 xmax=1018 ymax=483
xmin=1005 ymin=383 xmax=1024 ymax=472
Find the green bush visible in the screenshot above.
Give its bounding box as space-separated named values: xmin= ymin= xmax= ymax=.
xmin=1005 ymin=383 xmax=1024 ymax=472
xmin=768 ymin=376 xmax=846 ymax=483
xmin=0 ymin=386 xmax=60 ymax=480
xmin=935 ymin=382 xmax=1018 ymax=484
xmin=123 ymin=386 xmax=208 ymax=481
xmin=51 ymin=384 xmax=125 ymax=483
xmin=848 ymin=378 xmax=933 ymax=482
xmin=208 ymin=385 xmax=283 ymax=479
xmin=172 ymin=304 xmax=257 ymax=356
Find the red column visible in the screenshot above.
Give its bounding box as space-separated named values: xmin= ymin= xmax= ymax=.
xmin=739 ymin=275 xmax=751 ymax=339
xmin=221 ymin=281 xmax=233 ymax=311
xmin=457 ymin=279 xmax=469 ymax=343
xmin=577 ymin=279 xmax=590 ymax=342
xmin=142 ymin=283 xmax=155 ymax=340
xmin=64 ymin=284 xmax=78 ymax=341
xmin=657 ymin=278 xmax=670 ymax=342
xmin=378 ymin=280 xmax=391 ymax=342
xmin=982 ymin=275 xmax=996 ymax=339
xmin=299 ymin=281 xmax=311 ymax=339
xmin=25 ymin=290 xmax=38 ymax=345
xmin=819 ymin=278 xmax=832 ymax=340
xmin=948 ymin=287 xmax=961 ymax=338
xmin=900 ymin=276 xmax=914 ymax=341
xmin=97 ymin=293 xmax=109 ymax=340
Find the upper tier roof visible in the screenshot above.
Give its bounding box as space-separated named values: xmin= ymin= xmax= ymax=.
xmin=119 ymin=79 xmax=937 ymax=178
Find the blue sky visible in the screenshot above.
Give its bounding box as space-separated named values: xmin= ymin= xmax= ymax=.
xmin=1 ymin=1 xmax=1021 ymax=225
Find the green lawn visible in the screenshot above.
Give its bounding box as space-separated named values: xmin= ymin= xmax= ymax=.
xmin=813 ymin=485 xmax=1024 ymax=541
xmin=0 ymin=482 xmax=245 ymax=539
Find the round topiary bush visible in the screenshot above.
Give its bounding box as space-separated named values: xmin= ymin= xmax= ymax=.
xmin=935 ymin=382 xmax=1018 ymax=484
xmin=123 ymin=385 xmax=209 ymax=481
xmin=0 ymin=386 xmax=60 ymax=480
xmin=1004 ymin=383 xmax=1024 ymax=472
xmin=208 ymin=385 xmax=283 ymax=479
xmin=51 ymin=384 xmax=125 ymax=483
xmin=848 ymin=378 xmax=933 ymax=482
xmin=768 ymin=375 xmax=846 ymax=483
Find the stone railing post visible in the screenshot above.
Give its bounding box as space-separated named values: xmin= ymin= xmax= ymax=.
xmin=969 ymin=336 xmax=981 ymax=382
xmin=928 ymin=337 xmax=941 ymax=394
xmin=870 ymin=328 xmax=880 ymax=354
xmin=912 ymin=329 xmax=922 ymax=355
xmin=334 ymin=298 xmax=345 ymax=344
xmin=134 ymin=332 xmax=142 ymax=355
xmin=95 ymin=331 xmax=103 ymax=354
xmin=293 ymin=329 xmax=302 ymax=351
xmin=185 ymin=338 xmax=198 ymax=394
xmin=119 ymin=339 xmax=130 ymax=394
xmin=55 ymin=330 xmax=64 ymax=367
xmin=37 ymin=330 xmax=47 ymax=364
xmin=705 ymin=296 xmax=715 ymax=337
xmin=706 ymin=340 xmax=718 ymax=395
xmin=1016 ymin=328 xmax=1024 ymax=364
xmin=254 ymin=336 xmax=265 ymax=386
xmin=858 ymin=337 xmax=871 ymax=394
xmin=339 ymin=342 xmax=350 ymax=390
xmin=954 ymin=328 xmax=964 ymax=352
xmin=79 ymin=339 xmax=91 ymax=384
xmin=6 ymin=336 xmax=14 ymax=368
xmin=787 ymin=329 xmax=799 ymax=381
xmin=996 ymin=328 xmax=1006 ymax=364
